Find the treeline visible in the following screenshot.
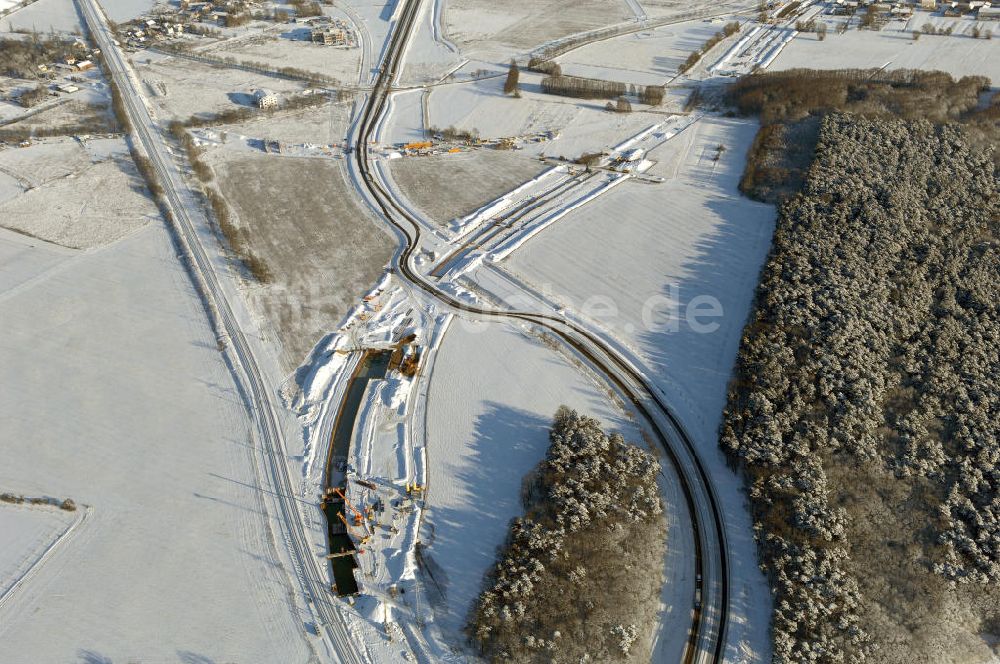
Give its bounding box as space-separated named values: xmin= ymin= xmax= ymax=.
xmin=678 ymin=21 xmax=740 ymax=74
xmin=206 ymin=187 xmax=272 ymax=282
xmin=1 ymin=492 xmax=76 ymax=511
xmin=0 ymin=113 xmax=113 ymax=142
xmin=290 ymin=0 xmax=323 ymax=17
xmin=540 ymin=74 xmax=664 ymax=105
xmin=541 ymin=74 xmax=625 ymax=99
xmin=153 ymin=43 xmax=338 ymax=86
xmin=469 ymin=407 xmax=665 ymax=663
xmin=224 ymin=12 xmax=251 ymax=27
xmin=727 ymin=68 xmax=989 ymax=201
xmin=163 ymin=122 xmax=271 ymax=282
xmin=169 ymin=121 xmax=212 ymax=181
xmin=721 ymin=113 xmax=1000 ymax=663
xmin=526 ymin=5 xmax=727 ymax=64
xmin=428 ymin=124 xmax=479 ymax=141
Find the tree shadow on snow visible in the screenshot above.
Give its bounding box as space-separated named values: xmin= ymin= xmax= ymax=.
xmin=420 ymin=401 xmax=551 ymax=636
xmin=76 ymin=651 xmax=113 ymax=664
xmin=177 ymin=651 xmax=216 ymax=664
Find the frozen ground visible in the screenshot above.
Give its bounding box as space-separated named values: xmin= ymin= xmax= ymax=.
xmin=395 ymin=0 xmax=463 ymax=87
xmin=0 ymin=139 xmax=91 ymax=191
xmin=422 ymin=73 xmax=667 ymax=158
xmin=216 ymin=98 xmax=353 ymax=145
xmin=0 ymin=138 xmax=156 ymax=249
xmin=387 ymin=149 xmax=548 ymax=225
xmin=505 ymin=116 xmax=773 ymax=456
xmin=2 ymin=0 xmax=151 ymax=32
xmin=133 ymin=51 xmax=306 ymax=122
xmin=554 ymin=17 xmax=732 ymax=86
xmin=0 ymin=0 xmax=151 ymax=29
xmin=1 ymin=0 xmax=81 ymax=33
xmin=210 ymin=150 xmax=395 ymax=371
xmin=421 ymin=319 xmax=655 ymax=648
xmin=0 ymin=506 xmax=78 ymax=607
xmin=497 ymin=115 xmax=776 ymax=661
xmin=194 ymin=16 xmax=363 ymax=85
xmin=771 ymin=11 xmax=1000 ymax=81
xmin=444 ymin=0 xmax=633 ymax=59
xmin=0 ymin=217 xmax=313 ymax=662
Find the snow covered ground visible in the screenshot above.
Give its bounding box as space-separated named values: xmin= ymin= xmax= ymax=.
xmin=1 ymin=0 xmax=81 ymax=33
xmin=443 ymin=0 xmax=634 ymax=61
xmin=0 ymin=0 xmax=151 ymax=32
xmin=132 ymin=50 xmax=306 ymax=123
xmin=422 ymin=71 xmax=671 ymax=158
xmin=553 ymin=17 xmax=732 ymax=86
xmin=421 ymin=319 xmax=648 ymax=648
xmin=0 ymin=505 xmax=80 ymax=610
xmin=771 ymin=12 xmax=1000 ymax=81
xmin=0 ymin=221 xmax=314 ymax=662
xmin=0 ymin=138 xmax=158 ymax=249
xmin=397 ymin=0 xmax=463 ymax=86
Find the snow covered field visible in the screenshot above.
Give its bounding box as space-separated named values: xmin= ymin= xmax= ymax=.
xmin=192 ymin=18 xmax=364 ymax=86
xmin=1 ymin=0 xmax=152 ymax=32
xmin=0 ymin=221 xmax=313 ymax=662
xmin=0 ymin=138 xmax=157 ymax=249
xmin=423 ymin=73 xmax=667 ymax=158
xmin=771 ymin=12 xmax=1000 ymax=81
xmin=505 ymin=117 xmax=773 ymax=436
xmin=1 ymin=0 xmax=81 ymax=33
xmin=0 ymin=506 xmax=79 ymax=608
xmin=210 ymin=149 xmax=395 ymax=371
xmin=133 ymin=52 xmax=306 ymax=122
xmin=387 ymin=149 xmax=548 ymax=225
xmin=444 ymin=0 xmax=633 ymax=59
xmin=553 ymin=17 xmax=730 ymax=86
xmin=422 ymin=320 xmax=659 ymax=647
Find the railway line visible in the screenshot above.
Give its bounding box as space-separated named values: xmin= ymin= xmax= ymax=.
xmin=79 ymin=0 xmax=739 ymax=657
xmin=352 ymin=1 xmax=732 ymax=661
xmin=75 ymin=0 xmax=364 ymax=661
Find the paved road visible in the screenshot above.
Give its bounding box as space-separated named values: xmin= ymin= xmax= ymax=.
xmin=350 ymin=1 xmax=731 ymax=662
xmin=74 ymin=0 xmax=364 ymax=661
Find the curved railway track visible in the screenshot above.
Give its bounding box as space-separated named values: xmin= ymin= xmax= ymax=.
xmin=354 ymin=1 xmax=732 ymax=662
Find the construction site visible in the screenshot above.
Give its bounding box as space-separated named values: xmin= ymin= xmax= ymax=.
xmin=316 ymin=328 xmax=426 ymax=599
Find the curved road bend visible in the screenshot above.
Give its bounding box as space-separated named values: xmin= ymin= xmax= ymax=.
xmin=352 ymin=1 xmax=731 ymax=662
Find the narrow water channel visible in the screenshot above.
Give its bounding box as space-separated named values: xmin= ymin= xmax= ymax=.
xmin=322 ymin=350 xmax=391 ymax=596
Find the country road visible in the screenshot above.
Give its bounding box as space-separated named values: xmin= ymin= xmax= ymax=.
xmin=347 ymin=1 xmax=732 ymax=662
xmin=76 ymin=0 xmax=735 ymax=658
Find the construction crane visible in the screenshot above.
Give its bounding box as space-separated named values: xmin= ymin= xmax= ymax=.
xmin=337 ymin=512 xmax=371 ymax=548
xmin=334 ymin=487 xmax=364 ymax=526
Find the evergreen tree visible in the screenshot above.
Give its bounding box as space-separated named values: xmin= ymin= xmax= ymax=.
xmin=504 ymin=58 xmax=520 ymax=95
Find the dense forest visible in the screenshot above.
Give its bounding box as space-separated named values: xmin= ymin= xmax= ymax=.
xmin=722 ymin=112 xmax=999 ymax=663
xmin=469 ymin=407 xmax=666 ymax=663
xmin=727 ymin=69 xmax=992 ymax=202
